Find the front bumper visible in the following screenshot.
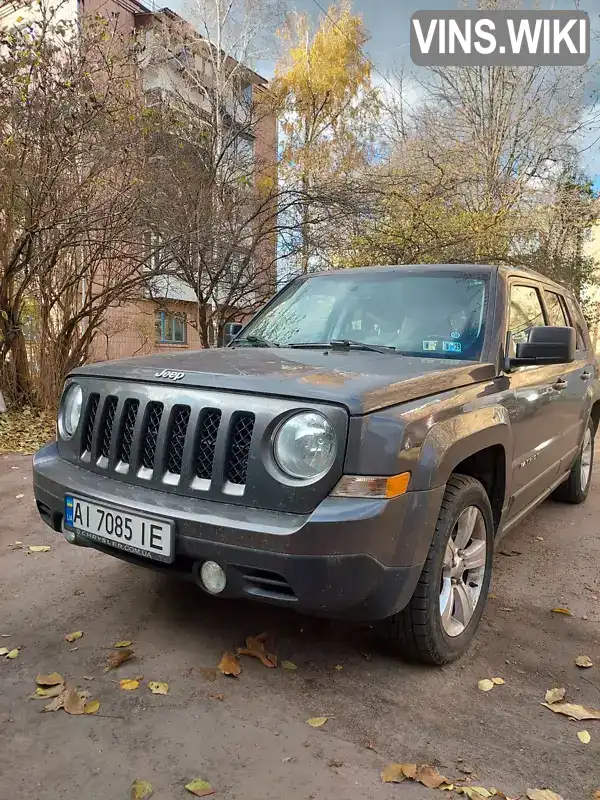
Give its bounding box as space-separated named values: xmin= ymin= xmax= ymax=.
xmin=33 ymin=443 xmax=444 ymax=621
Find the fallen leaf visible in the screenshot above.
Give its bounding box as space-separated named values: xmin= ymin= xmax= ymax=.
xmin=120 ymin=678 xmax=140 ymax=691
xmin=83 ymin=676 xmax=94 ymax=681
xmin=307 ymin=716 xmax=328 ymax=727
xmin=32 ymin=685 xmax=63 ymax=699
xmin=64 ymin=631 xmax=83 ymax=643
xmin=593 ymin=791 xmax=600 ymax=800
xmin=575 ymin=655 xmax=593 ymax=668
xmin=545 ymin=687 xmax=566 ymax=704
xmin=455 ymin=788 xmax=493 ymax=799
xmin=401 ymin=764 xmax=417 ymax=779
xmin=334 ymin=664 xmax=344 ymax=671
xmin=478 ymin=679 xmax=495 ymax=692
xmin=0 ymin=647 xmax=8 ymax=656
xmin=550 ymin=607 xmax=572 ymax=616
xmin=15 ymin=493 xmax=24 ymax=499
xmin=84 ymin=700 xmax=100 ymax=715
xmin=148 ymin=681 xmax=168 ymax=695
xmin=185 ymin=777 xmax=215 ymax=797
xmin=29 ymin=545 xmax=50 ymax=553
xmin=209 ymin=693 xmax=224 ymax=701
xmin=199 ymin=667 xmax=217 ymax=682
xmin=282 ymin=756 xmax=295 ymax=764
xmin=105 ymin=648 xmax=133 ymax=670
xmin=381 ymin=764 xmax=406 ymax=783
xmin=542 ymin=701 xmax=600 ymax=721
xmin=218 ymin=651 xmax=241 ymax=677
xmin=237 ymin=635 xmax=277 ymax=668
xmin=63 ymin=684 xmax=87 ymax=714
xmin=526 ymin=791 xmax=564 ymax=800
xmin=492 ymin=677 xmax=505 ymax=685
xmin=36 ymin=672 xmax=64 ymax=686
xmin=414 ymin=764 xmax=448 ymax=789
xmin=577 ymin=730 xmax=591 ymax=744
xmin=114 ymin=640 xmax=133 ymax=648
xmin=281 ymin=661 xmax=297 ymax=671
xmin=131 ymin=779 xmax=154 ymax=799
xmin=6 ymin=648 xmax=19 ymax=659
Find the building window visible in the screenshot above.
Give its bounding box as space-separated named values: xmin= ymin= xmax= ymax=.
xmin=155 ymin=311 xmax=187 ymax=344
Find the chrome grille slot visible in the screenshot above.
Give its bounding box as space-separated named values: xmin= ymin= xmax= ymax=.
xmin=167 ymin=405 xmax=191 ymax=475
xmin=118 ymin=399 xmax=139 ymax=465
xmin=99 ymin=396 xmax=118 ymax=460
xmin=227 ymin=412 xmax=255 ymax=485
xmin=195 ymin=408 xmax=222 ymax=480
xmin=141 ymin=401 xmax=164 ymax=471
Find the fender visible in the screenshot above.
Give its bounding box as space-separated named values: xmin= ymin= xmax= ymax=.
xmin=410 ymin=406 xmax=511 ymax=497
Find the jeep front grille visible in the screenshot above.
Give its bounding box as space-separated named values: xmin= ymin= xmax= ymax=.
xmin=80 ymin=392 xmax=255 ymax=490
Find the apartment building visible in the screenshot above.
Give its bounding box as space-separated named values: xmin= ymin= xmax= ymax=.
xmin=1 ymin=0 xmax=277 ymax=361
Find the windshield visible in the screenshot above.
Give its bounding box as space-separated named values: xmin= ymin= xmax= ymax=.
xmin=239 ymin=271 xmax=490 ymax=361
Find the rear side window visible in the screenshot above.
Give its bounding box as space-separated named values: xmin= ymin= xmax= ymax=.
xmin=564 ymin=296 xmax=589 ymax=351
xmin=545 ymin=291 xmax=568 ymax=327
xmin=509 ymin=285 xmax=545 ymax=347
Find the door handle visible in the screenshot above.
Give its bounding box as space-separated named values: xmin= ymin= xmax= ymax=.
xmin=582 ymin=371 xmax=593 ymax=381
xmin=552 ymin=379 xmax=568 ymax=391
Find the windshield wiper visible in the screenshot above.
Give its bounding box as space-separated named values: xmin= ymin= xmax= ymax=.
xmin=289 ymin=339 xmax=397 ymax=355
xmin=233 ymin=335 xmax=280 ymax=348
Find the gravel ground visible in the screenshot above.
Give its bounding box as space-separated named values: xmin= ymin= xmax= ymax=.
xmin=1 ymin=452 xmax=599 ymax=800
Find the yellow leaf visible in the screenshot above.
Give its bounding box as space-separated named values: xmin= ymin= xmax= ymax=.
xmin=492 ymin=677 xmax=505 ymax=685
xmin=550 ymin=607 xmax=572 ymax=616
xmin=478 ymin=679 xmax=494 ymax=692
xmin=218 ymin=651 xmax=241 ymax=677
xmin=6 ymin=648 xmax=19 ymax=659
xmin=237 ymin=634 xmax=277 ymax=668
xmin=542 ymin=701 xmax=600 ymax=721
xmin=544 ymin=687 xmax=566 ymax=704
xmin=526 ymin=790 xmax=564 ymax=800
xmin=65 ymin=631 xmax=83 ymax=643
xmin=33 ymin=685 xmax=63 ymax=699
xmin=455 ymin=788 xmax=493 ymax=799
xmin=381 ymin=764 xmax=406 ymax=783
xmin=148 ymin=681 xmax=168 ymax=695
xmin=84 ymin=700 xmax=100 ymax=714
xmin=414 ymin=764 xmax=448 ymax=789
xmin=281 ymin=661 xmax=297 ymax=671
xmin=131 ymin=779 xmax=154 ymax=799
xmin=575 ymin=655 xmax=593 ymax=668
xmin=29 ymin=545 xmax=51 ymax=552
xmin=577 ymin=730 xmax=591 ymax=744
xmin=0 ymin=647 xmax=8 ymax=656
xmin=36 ymin=672 xmax=64 ymax=686
xmin=114 ymin=640 xmax=133 ymax=648
xmin=334 ymin=664 xmax=344 ymax=671
xmin=120 ymin=678 xmax=140 ymax=691
xmin=185 ymin=777 xmax=215 ymax=796
xmin=307 ymin=716 xmax=328 ymax=727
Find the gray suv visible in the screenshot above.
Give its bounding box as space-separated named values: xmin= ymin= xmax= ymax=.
xmin=33 ymin=264 xmax=599 ymax=664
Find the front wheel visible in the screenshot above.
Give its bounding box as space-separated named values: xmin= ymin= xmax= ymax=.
xmin=552 ymin=418 xmax=595 ymax=504
xmin=382 ymin=474 xmax=494 ymax=665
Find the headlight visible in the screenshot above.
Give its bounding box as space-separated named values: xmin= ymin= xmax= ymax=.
xmin=274 ymin=412 xmax=337 ymax=479
xmin=60 ymin=383 xmax=83 ymax=438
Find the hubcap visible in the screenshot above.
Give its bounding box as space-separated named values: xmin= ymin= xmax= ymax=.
xmin=581 ymin=427 xmax=593 ymax=490
xmin=439 ymin=506 xmax=487 ymax=638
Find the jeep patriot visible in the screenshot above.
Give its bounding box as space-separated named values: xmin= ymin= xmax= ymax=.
xmin=33 ymin=264 xmax=600 ymax=664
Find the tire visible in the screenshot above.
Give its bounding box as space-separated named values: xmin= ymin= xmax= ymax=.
xmin=381 ymin=474 xmax=494 ymax=665
xmin=552 ymin=418 xmax=595 ymax=504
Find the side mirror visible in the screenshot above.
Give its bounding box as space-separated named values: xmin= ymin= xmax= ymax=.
xmin=509 ymin=326 xmax=576 ymax=368
xmin=222 ymin=322 xmax=243 ymax=347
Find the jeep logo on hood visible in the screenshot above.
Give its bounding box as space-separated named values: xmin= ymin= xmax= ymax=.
xmin=155 ymin=369 xmax=186 ymax=382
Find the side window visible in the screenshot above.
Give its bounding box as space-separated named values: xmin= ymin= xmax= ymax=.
xmin=545 ymin=291 xmax=568 ymax=327
xmin=564 ymin=296 xmax=589 ymax=351
xmin=509 ymin=285 xmax=546 ymax=350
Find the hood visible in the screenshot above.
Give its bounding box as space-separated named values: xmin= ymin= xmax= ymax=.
xmin=74 ymin=347 xmax=497 ymax=415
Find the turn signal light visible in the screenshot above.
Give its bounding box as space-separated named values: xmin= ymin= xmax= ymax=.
xmin=331 ymin=472 xmax=411 ymax=499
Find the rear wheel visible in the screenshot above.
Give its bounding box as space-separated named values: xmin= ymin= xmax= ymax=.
xmin=553 ymin=418 xmax=594 ymax=504
xmin=382 ymin=474 xmax=494 ymax=665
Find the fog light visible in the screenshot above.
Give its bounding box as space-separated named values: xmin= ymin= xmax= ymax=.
xmin=63 ymin=528 xmax=77 ymax=544
xmin=200 ymin=561 xmax=226 ymax=594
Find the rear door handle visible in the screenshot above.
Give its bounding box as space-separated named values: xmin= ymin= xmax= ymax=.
xmin=582 ymin=371 xmax=593 ymax=381
xmin=552 ymin=379 xmax=568 ymax=391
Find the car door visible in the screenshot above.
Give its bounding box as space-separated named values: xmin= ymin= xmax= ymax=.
xmin=561 ymin=294 xmax=596 ymax=465
xmin=541 ymin=289 xmax=590 ymax=466
xmin=506 ymin=282 xmax=570 ymax=519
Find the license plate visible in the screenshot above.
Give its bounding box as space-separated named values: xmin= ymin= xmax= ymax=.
xmin=64 ymin=496 xmax=174 ymax=563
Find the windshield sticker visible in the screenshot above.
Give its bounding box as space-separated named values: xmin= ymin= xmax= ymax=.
xmin=423 ymin=340 xmax=438 ymax=351
xmin=451 ymin=330 xmax=461 ymax=339
xmin=443 ymin=341 xmax=462 ymax=353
